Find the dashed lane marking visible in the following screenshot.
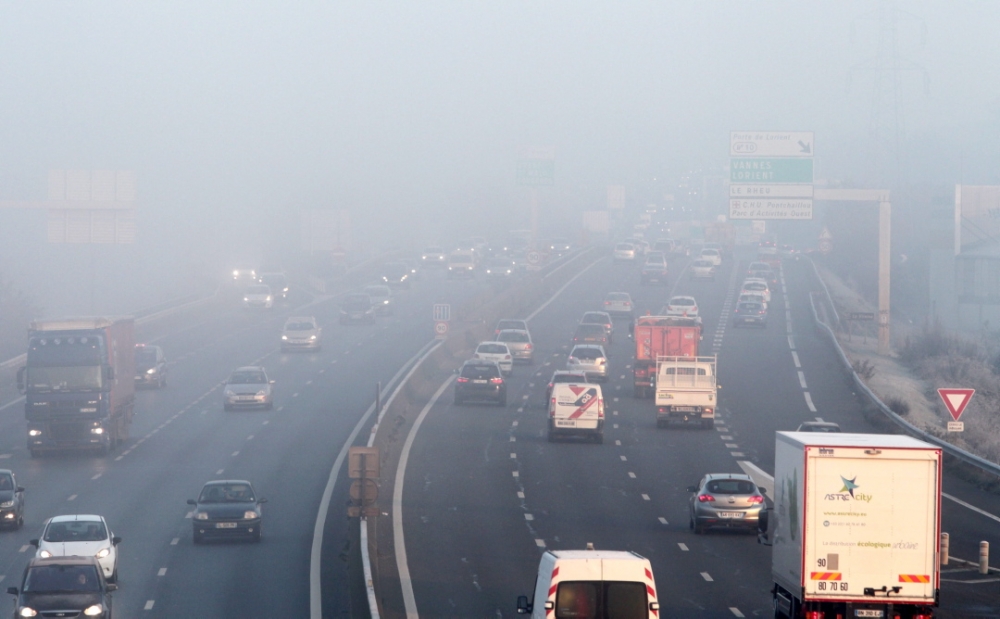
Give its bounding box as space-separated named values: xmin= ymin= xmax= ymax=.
xmin=615 ymin=440 xmax=621 ymax=446
xmin=804 ymin=392 xmax=817 ymax=412
xmin=68 ymin=494 xmax=77 ymax=501
xmin=216 ymin=469 xmax=224 ymax=475
xmin=720 ymin=435 xmax=733 ymax=440
xmin=247 ymin=435 xmax=254 ymax=441
xmin=620 ymin=455 xmax=627 ymax=461
xmin=19 ymin=545 xmax=29 ymax=553
xmin=641 ymin=494 xmax=650 ymax=501
xmin=524 ymin=514 xmax=534 ymax=521
xmin=797 ymin=371 xmax=808 ymax=389
xmin=231 ymin=451 xmax=240 ymax=457
xmin=535 ymin=539 xmax=546 ymax=548
xmin=0 ymin=454 xmax=11 ymax=459
xmin=158 ymin=568 xmax=167 ymax=576
xmin=91 ymin=473 xmax=102 ymax=480
xmin=144 ymin=600 xmax=155 ymax=610
xmin=730 ymin=608 xmax=745 ymax=617
xmin=170 ymin=538 xmax=179 ymax=545
xmin=510 ymin=453 xmax=516 ymax=459
xmin=725 ymin=443 xmax=738 ymax=448
xmin=701 ymin=572 xmax=713 ymax=582
xmin=512 ymin=421 xmax=518 ymax=427
xmin=510 ymin=436 xmax=516 ymax=442
xmin=731 ymin=452 xmax=745 ymax=457
xmin=628 ymin=472 xmax=636 ymax=479
xmin=613 ymin=424 xmax=619 ymax=429
xmin=658 ymin=517 xmax=668 ymax=525
xmin=788 ymin=335 xmax=796 ymax=350
xmin=678 ymin=543 xmax=688 ymax=551
xmin=791 ymin=351 xmax=801 ymax=368
xmin=517 ymin=491 xmax=524 ymax=499
xmin=512 ymin=472 xmax=519 ymax=478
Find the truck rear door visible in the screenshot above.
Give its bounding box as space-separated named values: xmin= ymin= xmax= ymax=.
xmin=552 ymin=385 xmax=601 ymax=430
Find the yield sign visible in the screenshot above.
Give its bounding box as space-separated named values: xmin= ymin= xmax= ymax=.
xmin=937 ymin=388 xmax=975 ymax=421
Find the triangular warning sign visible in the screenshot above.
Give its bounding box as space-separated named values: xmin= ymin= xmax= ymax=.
xmin=937 ymin=388 xmax=975 ymax=421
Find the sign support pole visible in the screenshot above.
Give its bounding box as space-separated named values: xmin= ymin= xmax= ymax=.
xmin=878 ymin=199 xmax=891 ymax=354
xmin=530 ymin=188 xmax=539 ymax=247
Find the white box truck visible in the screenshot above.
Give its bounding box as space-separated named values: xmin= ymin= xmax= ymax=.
xmin=760 ymin=432 xmax=940 ymax=619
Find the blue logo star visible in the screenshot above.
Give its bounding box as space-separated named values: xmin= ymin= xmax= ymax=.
xmin=840 ymin=476 xmax=859 ymax=497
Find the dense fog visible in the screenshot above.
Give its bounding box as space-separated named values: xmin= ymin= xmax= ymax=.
xmin=0 ymin=1 xmax=998 ymax=318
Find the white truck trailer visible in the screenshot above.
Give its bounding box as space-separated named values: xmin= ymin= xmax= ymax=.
xmin=654 ymin=355 xmax=717 ymax=429
xmin=761 ymin=432 xmax=941 ymax=619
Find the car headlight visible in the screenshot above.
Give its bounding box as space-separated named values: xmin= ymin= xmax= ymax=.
xmin=256 ymin=390 xmax=268 ymax=397
xmin=0 ymin=500 xmax=13 ymax=508
xmin=281 ymin=335 xmax=288 ymax=340
xmin=233 ymin=270 xmax=239 ymax=277
xmin=196 ymin=512 xmax=209 ymax=520
xmin=146 ymin=367 xmax=156 ymax=374
xmin=95 ymin=547 xmax=111 ymax=559
xmin=243 ymin=297 xmax=249 ymax=302
xmin=383 ymin=299 xmax=389 ymax=304
xmin=225 ymin=388 xmax=236 ymax=396
xmin=83 ymin=605 xmax=104 ymax=616
xmin=18 ymin=607 xmax=38 ymax=618
xmin=266 ymin=296 xmax=272 ymax=301
xmin=28 ymin=429 xmax=42 ymax=436
xmin=90 ymin=427 xmax=105 ymax=435
xmin=38 ymin=549 xmax=52 ymax=558
xmin=244 ymin=510 xmax=258 ymax=519
xmin=310 ymin=335 xmax=317 ymax=340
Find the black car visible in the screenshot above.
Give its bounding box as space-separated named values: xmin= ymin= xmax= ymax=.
xmin=134 ymin=344 xmax=167 ymax=388
xmin=0 ymin=469 xmax=25 ymax=529
xmin=454 ymin=361 xmax=507 ymax=406
xmin=340 ymin=293 xmax=376 ymax=324
xmin=733 ymin=301 xmax=768 ymax=328
xmin=7 ymin=557 xmax=116 ymax=618
xmin=188 ymin=480 xmax=267 ymax=544
xmin=640 ymin=259 xmax=669 ymax=285
xmin=381 ymin=262 xmax=412 ymax=288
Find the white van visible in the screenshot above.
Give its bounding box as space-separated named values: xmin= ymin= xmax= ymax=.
xmin=517 ymin=549 xmax=660 ymax=618
xmin=548 ymin=383 xmax=604 ymax=443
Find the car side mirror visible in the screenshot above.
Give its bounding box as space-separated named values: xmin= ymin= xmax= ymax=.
xmin=7 ymin=587 xmax=17 ymax=596
xmin=29 ymin=539 xmax=39 ymax=547
xmin=686 ymin=485 xmax=698 ymax=493
xmin=258 ymin=498 xmax=268 ymax=504
xmin=269 ymin=380 xmax=276 ymax=385
xmin=187 ymin=499 xmax=197 ymax=505
xmin=106 ymin=583 xmax=118 ymax=592
xmin=16 ymin=487 xmax=24 ymax=493
xmin=112 ymin=536 xmax=122 ymax=545
xmin=516 ymin=595 xmax=531 ymax=614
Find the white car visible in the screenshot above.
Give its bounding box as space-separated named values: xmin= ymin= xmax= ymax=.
xmin=613 ymin=243 xmax=637 ymax=261
xmin=738 ymin=291 xmax=768 ymax=309
xmin=33 ymin=515 xmax=121 ymax=582
xmin=473 ymin=341 xmax=514 ymax=376
xmin=243 ymin=284 xmax=273 ymax=309
xmin=700 ymin=248 xmax=722 ymax=266
xmin=690 ymin=259 xmax=717 ymax=280
xmin=363 ymin=284 xmax=393 ymax=315
xmin=281 ymin=316 xmax=322 ymax=352
xmin=742 ymin=278 xmax=771 ymax=303
xmin=664 ymin=295 xmax=699 ymax=318
xmin=603 ymin=292 xmax=634 ymax=317
xmin=566 ymin=344 xmax=609 ymax=382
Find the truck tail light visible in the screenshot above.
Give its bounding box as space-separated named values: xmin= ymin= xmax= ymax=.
xmin=697 ymin=494 xmax=715 ymax=502
xmin=703 ymin=407 xmax=713 ymax=414
xmin=597 ymin=399 xmax=604 ymax=418
xmin=549 ymin=398 xmax=556 ymax=416
xmin=804 ymin=613 xmax=824 ymax=619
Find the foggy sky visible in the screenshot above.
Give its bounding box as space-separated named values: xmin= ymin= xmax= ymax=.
xmin=0 ymin=1 xmax=998 ymax=313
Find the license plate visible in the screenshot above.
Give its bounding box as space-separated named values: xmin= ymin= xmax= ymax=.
xmin=718 ymin=512 xmax=744 ymax=519
xmin=216 ymin=522 xmax=238 ymax=528
xmin=238 ymin=396 xmax=256 ymax=401
xmin=555 ymin=420 xmax=577 ymax=428
xmin=855 ymin=612 xmax=883 ymax=618
xmin=674 ymin=406 xmax=697 ymax=412
xmin=472 ymin=379 xmax=488 ymax=384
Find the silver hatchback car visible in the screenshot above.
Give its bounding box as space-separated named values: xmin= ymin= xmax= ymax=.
xmin=223 ymin=366 xmax=274 ymax=411
xmin=566 ymin=344 xmax=609 ymax=382
xmin=688 ymin=473 xmax=765 ymax=534
xmin=496 ymin=329 xmax=533 ymax=364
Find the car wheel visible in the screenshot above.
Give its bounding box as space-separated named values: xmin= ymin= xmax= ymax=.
xmin=702 ymin=419 xmax=714 ymax=430
xmin=108 ymin=567 xmax=118 ymax=584
xmin=193 ymin=532 xmax=203 ymax=545
xmin=253 ymin=525 xmax=262 ymax=543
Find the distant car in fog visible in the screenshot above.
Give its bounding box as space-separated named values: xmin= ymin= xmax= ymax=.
xmin=223 ymin=367 xmax=274 ymax=411
xmin=243 ymin=285 xmax=273 ymax=309
xmin=364 ymin=284 xmax=393 ymax=315
xmin=232 ymin=268 xmax=257 ymax=283
xmin=340 ymin=293 xmax=376 ymax=324
xmin=796 ymin=421 xmax=841 ymax=433
xmin=485 ymin=256 xmax=516 ymax=278
xmin=447 ymin=251 xmax=477 ymax=278
xmin=613 ymin=243 xmax=636 ymax=261
xmin=281 ymin=316 xmax=321 ymax=352
xmin=549 ymin=238 xmax=571 ymax=255
xmin=381 ymin=262 xmax=411 ymax=288
xmin=690 ymin=259 xmax=717 ymax=280
xmin=421 ymin=245 xmax=447 ymax=266
xmin=134 ymin=344 xmax=167 ymax=388
xmin=700 ymin=248 xmax=722 ymax=266
xmin=257 ymin=272 xmax=289 ymax=299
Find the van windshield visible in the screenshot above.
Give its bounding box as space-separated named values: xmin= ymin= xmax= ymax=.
xmin=555 ymin=581 xmax=648 ymax=618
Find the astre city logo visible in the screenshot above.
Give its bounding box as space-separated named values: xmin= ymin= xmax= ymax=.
xmin=824 ymin=475 xmax=873 ymax=503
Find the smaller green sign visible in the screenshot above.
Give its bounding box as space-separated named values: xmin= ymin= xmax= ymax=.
xmin=730 ymin=158 xmax=813 ymax=183
xmin=517 ymin=159 xmax=555 ymax=186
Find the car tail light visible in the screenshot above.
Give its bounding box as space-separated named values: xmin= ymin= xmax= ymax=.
xmin=598 ymin=399 xmax=604 ymax=418
xmin=597 ymin=359 xmax=606 ymax=365
xmin=547 ymin=382 xmax=553 ymax=390
xmin=604 ymin=301 xmax=610 ymax=305
xmin=456 ymin=377 xmax=469 ymax=383
xmin=748 ymin=495 xmax=765 ymax=504
xmin=490 ymin=377 xmax=504 ymax=384
xmin=568 ymin=356 xmax=577 ymax=363
xmin=697 ymin=494 xmax=715 ymax=502
xmin=549 ymin=398 xmax=556 ymax=416
xmin=504 ymin=354 xmax=511 ymax=360
xmin=804 ymin=613 xmax=824 ymax=619
xmin=525 ymin=344 xmax=532 ymax=350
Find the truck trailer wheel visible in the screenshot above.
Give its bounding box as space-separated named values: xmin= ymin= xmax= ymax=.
xmin=702 ymin=419 xmax=714 ymax=429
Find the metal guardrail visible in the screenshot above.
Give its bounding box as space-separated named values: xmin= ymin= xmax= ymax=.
xmin=805 ymin=258 xmax=1000 ymax=478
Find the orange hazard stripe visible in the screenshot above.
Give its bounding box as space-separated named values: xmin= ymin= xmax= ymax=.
xmin=898 ymin=574 xmax=931 ymax=583
xmin=810 ymin=572 xmax=842 ymax=581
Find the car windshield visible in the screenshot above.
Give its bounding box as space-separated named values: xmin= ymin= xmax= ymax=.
xmin=670 ymin=298 xmax=695 ymax=306
xmin=0 ymin=474 xmax=13 ymax=490
xmin=572 ymin=348 xmax=603 ymax=360
xmin=706 ymin=479 xmax=757 ymax=495
xmin=615 ymin=244 xmax=633 ymax=250
xmin=607 ymin=294 xmax=629 ymax=302
xmin=694 ymin=260 xmax=712 ymax=267
xmin=24 ymin=565 xmax=101 ymax=593
xmin=582 ymin=313 xmax=608 ymax=324
xmin=497 ymin=321 xmax=525 ymax=331
xmin=745 ymin=283 xmax=766 ymax=291
xmin=247 ymin=285 xmax=270 ymax=295
xmin=554 ymin=581 xmax=648 ymax=619
xmin=498 ymin=331 xmax=529 ymax=343
xmin=285 ymin=322 xmax=315 ymax=331
xmin=199 ymin=483 xmax=255 ymax=503
xmin=576 ymin=325 xmax=606 ymax=336
xmin=25 ymin=366 xmax=103 ymax=392
xmin=702 ymin=249 xmax=719 ymax=256
xmin=477 ymin=344 xmax=508 ymax=355
xmin=461 ymin=364 xmax=499 ymax=379
xmin=43 ymin=520 xmax=108 ymax=542
xmin=554 ymin=373 xmax=587 ymax=384
xmin=424 ymin=246 xmax=443 ymax=254
xmin=228 ymin=371 xmax=266 ymax=385
xmin=135 ymin=348 xmax=157 ymax=364
xmin=738 ymin=303 xmax=763 ymax=311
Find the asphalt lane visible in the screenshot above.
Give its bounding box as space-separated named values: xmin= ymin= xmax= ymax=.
xmin=400 ymin=250 xmax=1000 ymax=618
xmin=0 ymin=268 xmax=495 ymax=617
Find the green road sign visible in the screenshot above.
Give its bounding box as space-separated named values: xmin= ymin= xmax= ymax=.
xmin=730 ymin=158 xmax=813 ymax=183
xmin=517 ymin=159 xmax=555 ymax=186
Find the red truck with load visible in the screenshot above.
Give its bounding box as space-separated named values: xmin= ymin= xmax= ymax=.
xmin=17 ymin=317 xmax=135 ymax=456
xmin=631 ymin=315 xmax=701 ymax=398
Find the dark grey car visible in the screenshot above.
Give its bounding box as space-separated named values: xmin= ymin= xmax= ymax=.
xmin=496 ymin=329 xmax=533 ymax=364
xmin=733 ymin=301 xmax=767 ymax=327
xmin=188 ymin=480 xmax=267 ymax=543
xmin=7 ymin=557 xmax=116 ymax=618
xmin=0 ymin=469 xmax=24 ymax=529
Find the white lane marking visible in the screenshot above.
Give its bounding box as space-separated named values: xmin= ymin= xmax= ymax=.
xmin=263 ymin=420 xmax=269 ymax=425
xmin=0 ymin=395 xmax=26 ymax=412
xmin=185 ymin=511 xmax=193 ymax=519
xmin=816 ymin=417 xmax=824 ymax=422
xmin=0 ymin=454 xmax=11 ymax=459
xmin=678 ymin=543 xmax=689 ymax=551
xmin=115 ymin=455 xmax=123 ymax=461
xmin=293 ymin=393 xmax=299 ymax=398
xmin=510 ymin=453 xmax=516 ymax=459
xmin=720 ymin=435 xmax=733 ymax=440
xmin=247 ymin=434 xmax=254 ymax=441
xmin=658 ymin=517 xmax=668 ymax=525
xmin=943 ymin=492 xmax=1000 ymax=524
xmin=731 ymin=452 xmax=745 ymax=457
xmin=791 ymin=351 xmax=801 ymax=368
xmin=144 ymin=600 xmax=155 ymax=610
xmin=524 ymin=514 xmax=534 ymax=521
xmin=158 ymin=568 xmax=167 ymax=576
xmin=510 ymin=436 xmax=516 ymax=442
xmin=641 ymin=494 xmax=650 ymax=501
xmin=613 ymin=410 xmax=619 ymax=416
xmin=615 ymin=440 xmax=621 ymax=446
xmin=91 ymin=473 xmax=102 ymax=480
xmin=512 ymin=421 xmax=518 ymax=427
xmin=797 ymin=371 xmax=807 ymax=389
xmin=67 ymin=494 xmax=77 ymax=501
xmin=306 ymin=380 xmax=313 ymax=385
xmin=0 ymin=575 xmax=4 ymax=583
xmin=522 ymin=394 xmax=529 ymax=400
xmin=19 ymin=545 xmax=30 ymax=553
xmin=628 ymin=472 xmax=636 ymax=479
xmin=526 ymin=256 xmax=604 ymax=321
xmin=614 ymin=424 xmax=619 ymax=429
xmin=738 ymin=460 xmax=774 ymax=496
xmin=701 ymin=572 xmax=713 ymax=582
xmin=535 ymin=539 xmax=546 ymax=548
xmin=725 ymin=443 xmax=739 ymax=448
xmin=517 ymin=491 xmax=525 ymax=499
xmin=216 ymin=469 xmax=224 ymax=475
xmin=620 ymin=455 xmax=627 ymax=461
xmin=804 ymin=392 xmax=817 ymax=412
xmin=788 ymin=335 xmax=796 ymax=349
xmin=730 ymin=608 xmax=745 ymax=617
xmin=171 ymin=538 xmax=179 ymax=545
xmin=231 ymin=451 xmax=240 ymax=457
xmin=512 ymin=471 xmax=519 ymax=478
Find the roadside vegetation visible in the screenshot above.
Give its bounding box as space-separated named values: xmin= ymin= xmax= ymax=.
xmin=0 ymin=275 xmax=38 ymax=361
